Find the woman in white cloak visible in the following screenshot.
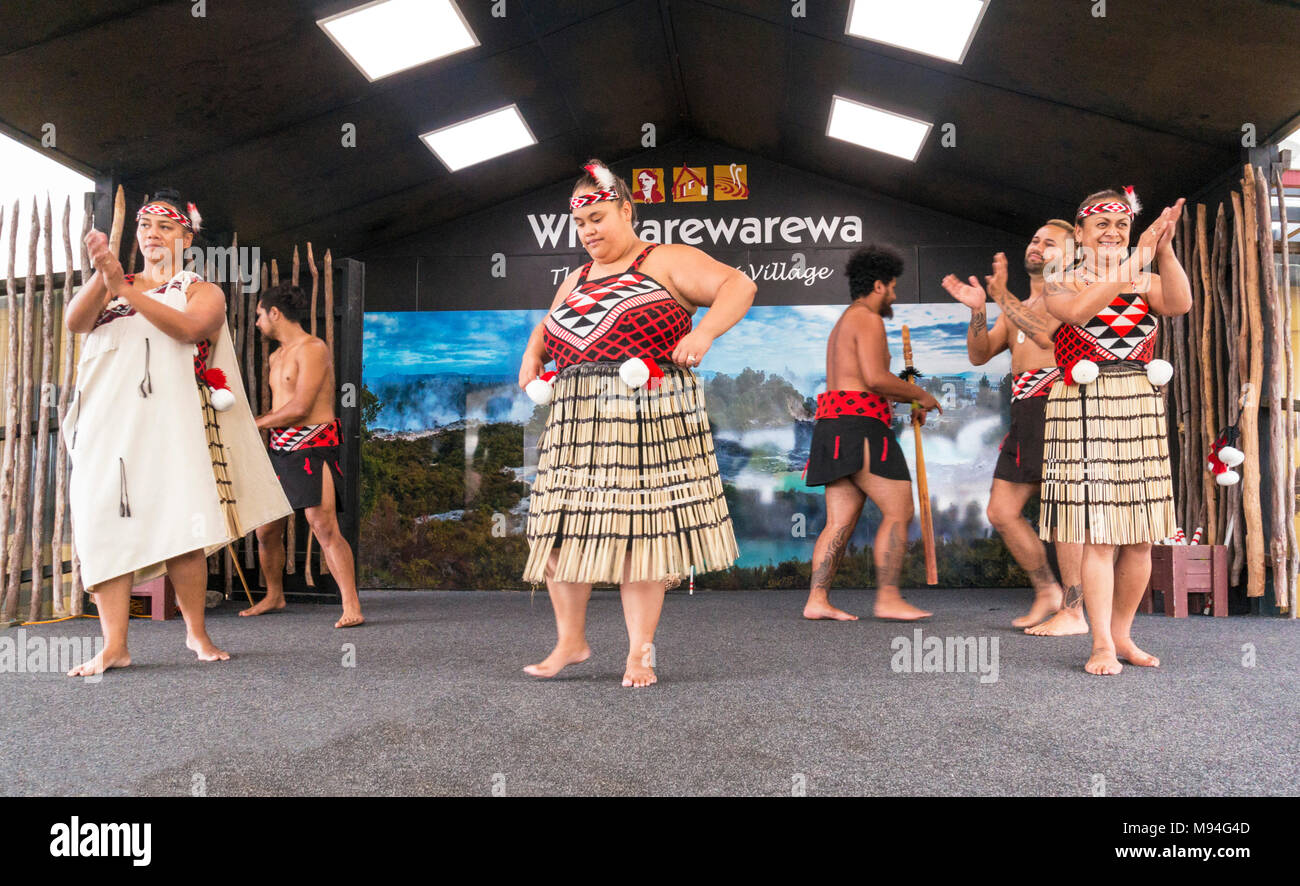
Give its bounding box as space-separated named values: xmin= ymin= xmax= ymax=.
xmin=61 ymin=189 xmax=291 ymax=676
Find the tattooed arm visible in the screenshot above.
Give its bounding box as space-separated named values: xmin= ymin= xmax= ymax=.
xmin=984 ymin=253 xmax=1058 ymax=348
xmin=942 ymin=273 xmax=1007 ymax=365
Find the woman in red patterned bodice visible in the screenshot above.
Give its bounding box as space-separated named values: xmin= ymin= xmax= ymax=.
xmin=1038 ymin=188 xmax=1192 ymax=677
xmin=517 ymin=159 xmax=755 ymax=688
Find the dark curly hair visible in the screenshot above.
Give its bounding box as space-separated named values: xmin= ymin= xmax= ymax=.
xmin=845 ymin=245 xmax=904 ymax=302
xmin=259 ymin=283 xmax=311 ymax=326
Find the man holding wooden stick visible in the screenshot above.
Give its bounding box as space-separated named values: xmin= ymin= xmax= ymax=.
xmin=942 ymin=222 xmax=1086 ymax=635
xmin=245 ymin=283 xmax=363 ymax=628
xmin=803 ymin=245 xmax=940 ymax=621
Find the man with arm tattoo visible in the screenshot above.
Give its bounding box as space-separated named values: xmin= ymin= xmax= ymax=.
xmin=941 ymin=222 xmax=1086 ymax=635
xmin=803 ymin=246 xmax=941 ymax=621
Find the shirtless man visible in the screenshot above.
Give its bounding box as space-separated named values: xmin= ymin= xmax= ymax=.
xmin=243 ymin=283 xmax=363 ymax=628
xmin=803 ymin=245 xmax=942 ymax=621
xmin=941 ymin=221 xmax=1086 ymax=635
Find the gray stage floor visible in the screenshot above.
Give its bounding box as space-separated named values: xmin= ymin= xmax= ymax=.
xmin=2 ymin=588 xmax=1296 ymax=796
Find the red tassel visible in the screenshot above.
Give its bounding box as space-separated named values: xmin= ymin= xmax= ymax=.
xmin=801 ymin=458 xmax=809 ymax=480
xmin=833 ymin=435 xmax=840 ymax=459
xmin=645 ymin=358 xmax=665 ymax=390
xmin=203 ymin=367 xmax=228 ymax=390
xmin=881 ymin=437 xmax=888 ymax=461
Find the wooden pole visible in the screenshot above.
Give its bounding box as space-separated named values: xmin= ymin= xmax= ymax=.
xmin=52 ymin=198 xmax=75 ymax=614
xmin=1240 ymin=166 xmax=1266 ymax=599
xmin=244 ymin=263 xmax=257 ymax=571
xmin=307 ymin=242 xmax=318 ymax=337
xmin=274 ymin=258 xmax=296 ymax=577
xmin=1230 ymin=192 xmax=1247 ymax=583
xmin=1277 ymin=169 xmax=1298 ymax=618
xmin=125 ymin=193 xmax=145 ymax=276
xmin=106 ymin=186 xmax=125 ymax=260
xmin=306 ymin=243 xmax=323 ymax=578
xmin=1196 ymin=204 xmax=1218 ymax=544
xmin=3 ymin=200 xmax=39 ymax=621
xmin=1259 ymin=167 xmax=1289 ymax=610
xmin=0 ymin=202 xmax=14 ymax=611
xmin=28 ymin=198 xmax=55 ymax=622
xmin=53 ymin=198 xmax=74 ymax=614
xmin=70 ymin=197 xmax=90 ymax=616
xmin=900 ymin=325 xmax=937 ymax=585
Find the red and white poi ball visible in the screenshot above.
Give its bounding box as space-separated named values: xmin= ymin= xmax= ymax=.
xmin=1146 ymin=359 xmax=1173 ymax=386
xmin=1070 ymin=359 xmax=1099 ymax=385
xmin=525 ymin=371 xmax=558 ymax=405
xmin=619 ymin=357 xmax=665 ymax=390
xmin=203 ymin=368 xmax=235 ymax=411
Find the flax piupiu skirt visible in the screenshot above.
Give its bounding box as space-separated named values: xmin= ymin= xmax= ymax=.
xmin=522 ymin=360 xmax=739 ymax=588
xmin=1038 ymin=361 xmax=1176 ymax=545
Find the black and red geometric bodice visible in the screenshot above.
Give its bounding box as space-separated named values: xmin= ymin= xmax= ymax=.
xmin=1053 ymin=290 xmax=1158 ymax=368
xmin=543 ymin=244 xmax=693 ymax=370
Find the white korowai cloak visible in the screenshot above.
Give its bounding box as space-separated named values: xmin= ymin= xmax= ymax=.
xmin=61 ymin=270 xmax=292 ymax=590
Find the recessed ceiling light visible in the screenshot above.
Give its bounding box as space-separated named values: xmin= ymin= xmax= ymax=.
xmin=420 ymin=105 xmax=538 ymax=172
xmin=846 ymin=0 xmax=989 ymax=64
xmin=826 ymin=95 xmax=932 ymax=162
xmin=318 ymin=0 xmax=479 ymax=82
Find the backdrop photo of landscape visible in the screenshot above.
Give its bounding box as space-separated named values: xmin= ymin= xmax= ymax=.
xmin=358 ymin=303 xmax=1035 ymax=590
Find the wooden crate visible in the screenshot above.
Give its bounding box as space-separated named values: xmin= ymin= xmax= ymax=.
xmin=1142 ymin=545 xmax=1227 ymax=617
xmin=130 ymin=575 xmax=178 ymax=620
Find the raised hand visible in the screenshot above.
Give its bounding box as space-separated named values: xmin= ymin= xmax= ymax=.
xmin=86 ymin=231 xmax=124 ymax=290
xmin=941 ymin=273 xmax=986 ymax=310
xmin=983 ymin=252 xmax=1010 ymax=294
xmin=1155 ymin=198 xmax=1184 ymax=254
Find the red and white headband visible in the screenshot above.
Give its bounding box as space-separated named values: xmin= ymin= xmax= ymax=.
xmin=137 ymin=201 xmax=202 ymax=232
xmin=569 ymin=161 xmax=620 ymax=210
xmin=1077 ymin=186 xmax=1141 ymax=220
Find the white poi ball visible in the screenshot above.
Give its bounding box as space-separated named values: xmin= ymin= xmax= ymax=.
xmin=1071 ymin=359 xmax=1099 ymax=384
xmin=525 ymin=377 xmax=553 ymax=405
xmin=1146 ymin=358 xmax=1173 ymax=386
xmin=1218 ymin=445 xmax=1245 ymax=468
xmin=210 ymin=387 xmax=236 ymax=411
xmin=619 ymin=357 xmax=651 ymax=389
xmin=1216 ymin=469 xmax=1241 ymax=486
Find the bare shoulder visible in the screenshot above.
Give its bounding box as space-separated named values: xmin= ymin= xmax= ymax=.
xmin=549 ymin=266 xmax=583 ymax=310
xmin=185 ymin=280 xmax=225 ymax=302
xmin=849 ymin=303 xmax=883 ymax=331
xmin=302 ymin=337 xmax=331 ymax=362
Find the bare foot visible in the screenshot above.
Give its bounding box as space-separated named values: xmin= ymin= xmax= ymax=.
xmin=1025 ymin=608 xmax=1089 ymax=636
xmin=1115 ymin=638 xmax=1160 ymax=667
xmin=185 ymin=635 xmax=231 ymax=662
xmin=873 ymin=599 xmax=932 ymax=621
xmin=1085 ymin=649 xmax=1123 ymax=675
xmin=335 ymin=611 xmax=365 ymax=629
xmin=66 ymin=647 xmax=131 ymax=677
xmin=240 ymin=595 xmax=286 ymax=617
xmin=523 ymin=643 xmax=591 ymax=678
xmin=1012 ymin=586 xmax=1063 ymax=628
xmin=803 ymin=601 xmax=859 ymax=621
xmin=622 ymin=655 xmax=658 ymax=688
